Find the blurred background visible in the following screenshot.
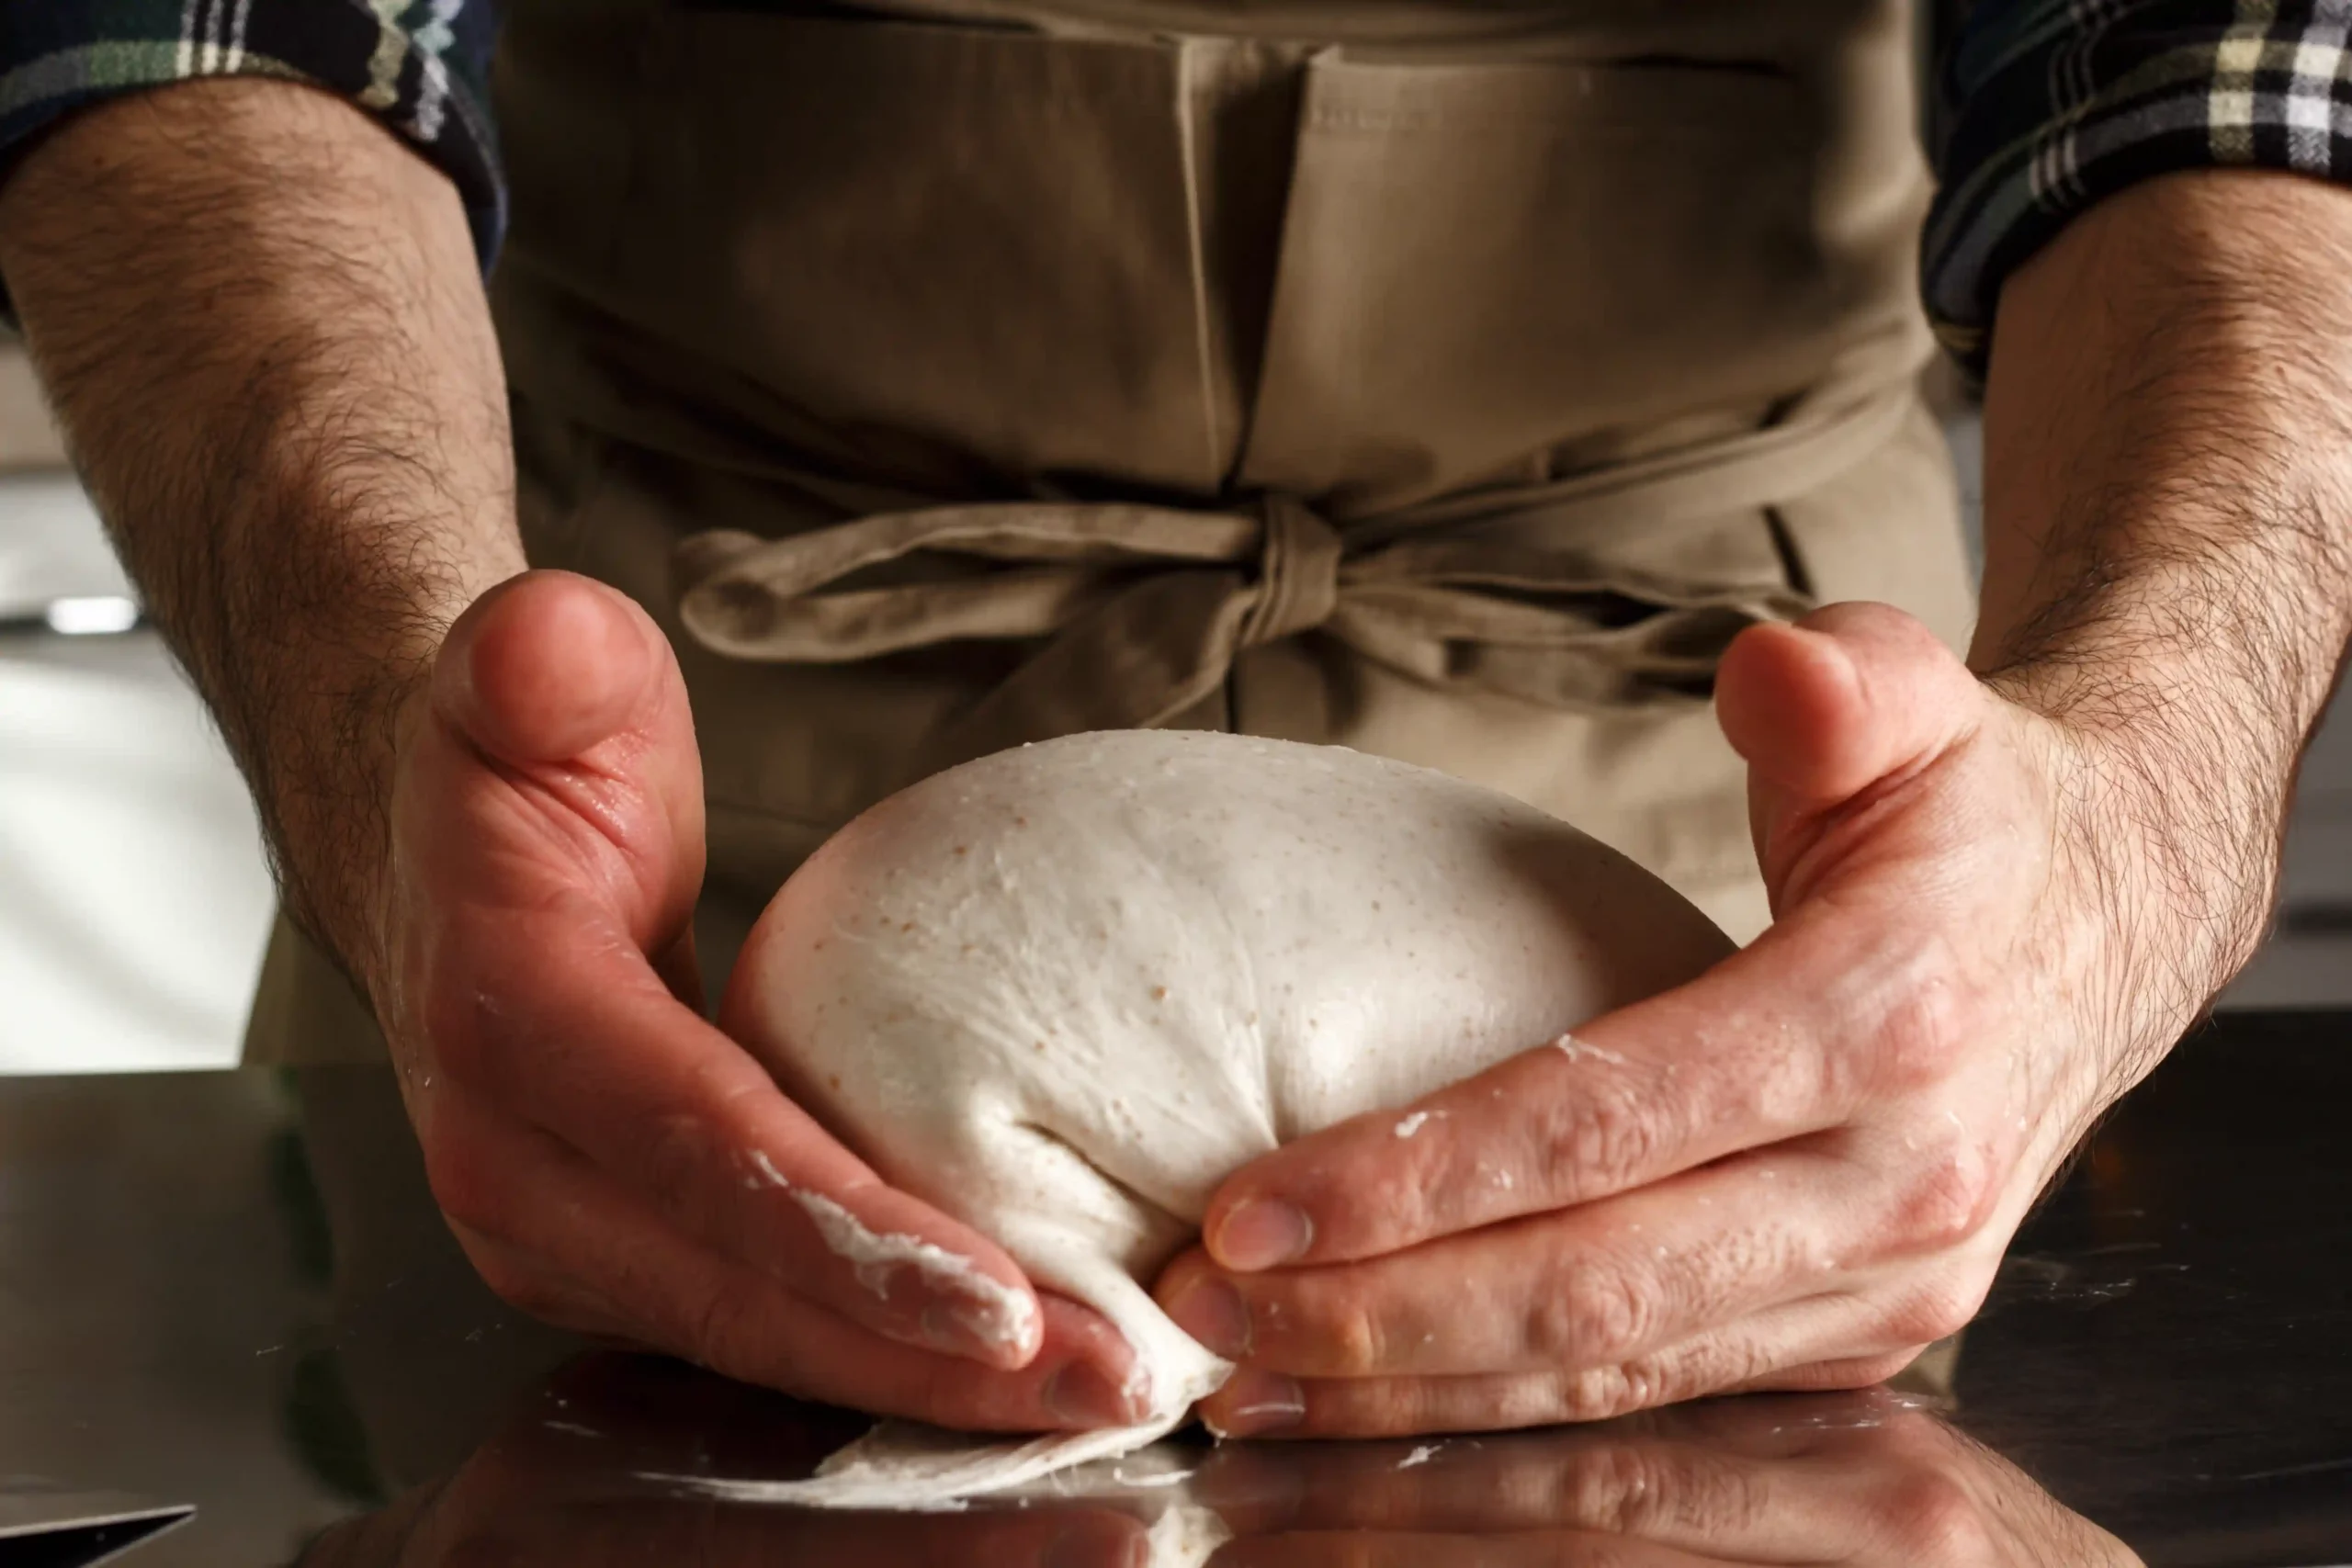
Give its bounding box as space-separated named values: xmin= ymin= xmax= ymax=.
xmin=0 ymin=339 xmax=276 ymax=1073
xmin=2 ymin=342 xmax=2346 ymax=1075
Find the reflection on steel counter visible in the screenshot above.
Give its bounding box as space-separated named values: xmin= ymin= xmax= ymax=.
xmin=6 ymin=1015 xmax=2352 ymax=1566
xmin=0 ymin=1495 xmax=194 ymax=1568
xmin=288 ymin=1355 xmax=2138 ymax=1568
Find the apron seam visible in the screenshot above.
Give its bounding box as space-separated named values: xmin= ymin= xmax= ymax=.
xmin=1173 ymin=39 xmax=1227 ymax=488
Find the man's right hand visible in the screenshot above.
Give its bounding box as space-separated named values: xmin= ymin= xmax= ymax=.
xmin=371 ymin=569 xmax=1145 ymax=1431
xmin=0 ymin=79 xmax=1137 ymax=1434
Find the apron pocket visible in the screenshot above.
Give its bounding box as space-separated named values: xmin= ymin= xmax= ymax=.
xmin=610 ymin=7 xmax=1225 ymax=494
xmin=1240 ymin=55 xmax=1836 ymax=511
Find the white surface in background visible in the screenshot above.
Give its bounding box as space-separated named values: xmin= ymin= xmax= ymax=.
xmin=0 ymin=634 xmax=275 ymax=1071
xmin=2 ymin=472 xmax=275 ymax=1073
xmin=0 ymin=469 xmax=132 ymax=611
xmin=2223 ymin=688 xmax=2352 ymax=1009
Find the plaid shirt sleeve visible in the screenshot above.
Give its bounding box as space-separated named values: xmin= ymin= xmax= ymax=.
xmin=1925 ymin=1 xmax=2352 ymax=372
xmin=0 ymin=0 xmax=503 ymax=266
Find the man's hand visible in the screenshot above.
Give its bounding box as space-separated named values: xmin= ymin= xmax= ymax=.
xmin=378 ymin=570 xmax=1143 ymax=1428
xmin=1156 ymin=169 xmax=2352 ymax=1437
xmin=1158 ymin=604 xmax=2115 ymax=1433
xmin=0 ymin=81 xmax=1140 ymax=1433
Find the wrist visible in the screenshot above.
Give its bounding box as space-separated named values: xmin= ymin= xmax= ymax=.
xmin=1996 ymin=667 xmax=2281 ymax=1077
xmin=257 ymin=642 xmax=442 ymax=1007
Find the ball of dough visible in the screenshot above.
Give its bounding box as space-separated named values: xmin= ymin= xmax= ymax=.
xmin=719 ymin=729 xmax=1733 ymax=1499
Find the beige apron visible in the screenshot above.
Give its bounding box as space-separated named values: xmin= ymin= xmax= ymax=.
xmin=257 ymin=0 xmax=1971 ymax=1483
xmin=253 ymin=0 xmax=1970 ymax=1073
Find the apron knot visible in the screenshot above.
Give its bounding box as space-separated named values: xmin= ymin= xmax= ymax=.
xmin=667 ymin=383 xmax=1911 ymax=778
xmin=1239 ymin=492 xmax=1342 ymax=649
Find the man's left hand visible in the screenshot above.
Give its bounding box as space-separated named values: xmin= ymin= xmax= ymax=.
xmin=1155 ymin=601 xmax=2204 ymax=1436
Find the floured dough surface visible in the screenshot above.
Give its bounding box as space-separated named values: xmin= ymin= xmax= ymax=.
xmin=714 ymin=730 xmax=1734 ymax=1505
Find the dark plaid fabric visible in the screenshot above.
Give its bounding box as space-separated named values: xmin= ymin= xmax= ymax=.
xmin=1928 ymin=0 xmax=2352 ymax=370
xmin=0 ymin=1 xmax=501 ymax=264
xmin=4 ymin=2 xmax=2335 ymax=373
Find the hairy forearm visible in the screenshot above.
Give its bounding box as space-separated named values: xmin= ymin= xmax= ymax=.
xmin=1979 ymin=169 xmax=2352 ymax=1048
xmin=0 ymin=79 xmax=524 ymax=984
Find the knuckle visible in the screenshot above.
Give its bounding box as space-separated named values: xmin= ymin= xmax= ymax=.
xmin=1311 ymin=1291 xmax=1386 ymax=1377
xmin=1535 ymin=1085 xmax=1666 ymax=1201
xmin=1555 ymin=1356 xmax=1667 ymax=1424
xmin=1862 ymin=962 xmax=1971 ymax=1095
xmin=1532 ymin=1258 xmax=1659 ymax=1366
xmin=1887 ymin=1142 xmax=1999 ymax=1252
xmin=1543 ymin=1354 xmax=1674 ymax=1429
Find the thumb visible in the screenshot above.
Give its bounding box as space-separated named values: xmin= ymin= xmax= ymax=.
xmin=435 ymin=570 xmax=677 ymax=766
xmin=1714 ymin=602 xmax=1981 ymax=809
xmin=429 ymin=570 xmax=707 ymax=953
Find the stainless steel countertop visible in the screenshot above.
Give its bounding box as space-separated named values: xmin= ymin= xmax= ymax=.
xmin=6 ymin=1010 xmax=2349 ymax=1566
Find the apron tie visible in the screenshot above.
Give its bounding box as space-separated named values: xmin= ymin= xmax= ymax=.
xmin=1239 ymin=492 xmax=1343 ymax=649
xmin=671 ymin=386 xmax=1910 ymax=774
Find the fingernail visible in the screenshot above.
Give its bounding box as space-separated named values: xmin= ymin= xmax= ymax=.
xmin=1166 ymin=1278 xmax=1252 ymax=1359
xmin=1046 ymin=1359 xmax=1144 ymax=1429
xmin=1044 ymin=1514 xmax=1147 ymax=1568
xmin=1216 ymin=1199 xmax=1312 ymax=1270
xmin=1209 ymin=1368 xmax=1305 ymax=1438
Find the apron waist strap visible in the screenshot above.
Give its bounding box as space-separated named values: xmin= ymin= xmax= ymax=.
xmin=673 ymin=385 xmax=1908 ymax=773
